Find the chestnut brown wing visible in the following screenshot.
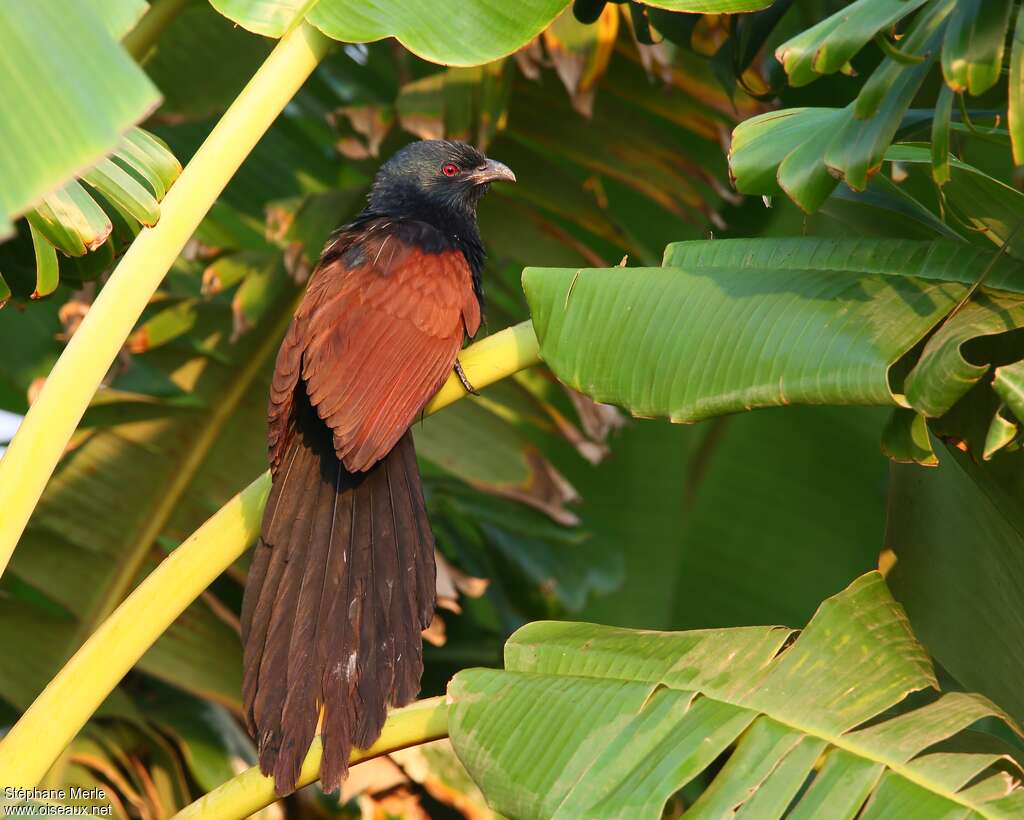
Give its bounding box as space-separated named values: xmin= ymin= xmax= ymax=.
xmin=268 ymin=222 xmax=481 ymax=475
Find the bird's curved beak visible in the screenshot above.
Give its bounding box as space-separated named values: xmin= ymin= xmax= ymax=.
xmin=469 ymin=158 xmax=516 ymax=185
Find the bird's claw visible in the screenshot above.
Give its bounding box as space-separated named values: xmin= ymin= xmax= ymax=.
xmin=454 ymin=359 xmax=480 ymax=396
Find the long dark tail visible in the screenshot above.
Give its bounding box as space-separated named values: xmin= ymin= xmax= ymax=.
xmin=240 ymin=393 xmax=436 ymax=795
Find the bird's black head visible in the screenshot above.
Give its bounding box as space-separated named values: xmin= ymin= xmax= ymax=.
xmin=366 ymin=140 xmax=515 ymax=233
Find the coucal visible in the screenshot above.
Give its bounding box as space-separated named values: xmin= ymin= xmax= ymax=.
xmin=240 ymin=140 xmax=515 ymax=795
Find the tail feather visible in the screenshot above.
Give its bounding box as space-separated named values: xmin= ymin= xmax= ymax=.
xmin=273 ymin=458 xmax=341 ymax=788
xmin=398 ymin=437 xmax=438 ymax=627
xmin=383 ymin=454 xmax=424 ymax=706
xmin=242 ymin=393 xmax=436 ymax=795
xmin=241 ymin=441 xmax=309 ymax=724
xmin=253 ymin=437 xmax=324 ymax=775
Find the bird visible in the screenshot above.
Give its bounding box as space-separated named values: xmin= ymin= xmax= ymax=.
xmin=239 ymin=139 xmax=516 ymax=796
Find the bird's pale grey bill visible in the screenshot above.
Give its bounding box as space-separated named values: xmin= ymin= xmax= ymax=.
xmin=469 ymin=159 xmax=516 ymax=185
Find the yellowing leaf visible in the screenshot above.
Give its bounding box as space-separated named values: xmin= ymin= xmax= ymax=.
xmin=543 ymin=4 xmax=619 ymax=117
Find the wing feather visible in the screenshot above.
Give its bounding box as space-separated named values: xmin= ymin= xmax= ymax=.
xmin=293 ymin=223 xmax=478 ymax=472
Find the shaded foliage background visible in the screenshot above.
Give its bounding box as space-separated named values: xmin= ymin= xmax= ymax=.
xmin=2 ymin=0 xmax=1023 ymax=815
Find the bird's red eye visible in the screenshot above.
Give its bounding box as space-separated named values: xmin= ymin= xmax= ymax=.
xmin=441 ymin=163 xmax=460 ymax=177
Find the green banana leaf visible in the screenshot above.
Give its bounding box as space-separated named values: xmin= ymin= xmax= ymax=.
xmin=449 ymin=573 xmax=1024 ymax=819
xmin=941 ymin=0 xmax=1014 ymax=96
xmin=824 ymin=1 xmax=951 ymax=194
xmin=83 ymin=0 xmax=149 ymax=40
xmin=1 ymin=128 xmax=182 ymax=305
xmin=888 ymin=144 xmax=1024 ymax=259
xmin=887 ymin=440 xmax=1024 ymax=726
xmin=0 ymin=0 xmax=160 ymax=236
xmin=642 ymin=0 xmax=772 ymax=9
xmin=525 ymin=239 xmax=1018 ymax=412
xmin=775 ymin=0 xmax=932 ymax=87
xmin=209 ymin=0 xmax=569 ymax=64
xmin=1010 ymin=6 xmax=1024 ymax=164
xmin=208 ymin=0 xmax=776 ymax=61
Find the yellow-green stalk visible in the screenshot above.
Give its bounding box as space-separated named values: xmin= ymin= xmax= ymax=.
xmin=173 ymin=698 xmax=450 ymax=820
xmin=0 ymin=22 xmax=332 ymax=583
xmin=0 ymin=322 xmax=539 ymax=787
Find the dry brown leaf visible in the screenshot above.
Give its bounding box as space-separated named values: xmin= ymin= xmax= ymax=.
xmin=230 ymin=291 xmax=253 ymax=343
xmin=125 ymin=327 xmax=150 ymax=354
xmin=878 ymin=548 xmax=898 ymax=577
xmin=128 ymin=755 xmax=164 ymax=820
xmin=335 ymin=136 xmax=369 ymax=160
xmin=430 ymin=552 xmax=489 ymax=646
xmin=391 ymin=739 xmax=497 ymax=820
xmin=691 ymin=13 xmax=732 ymax=55
xmin=514 ymin=38 xmax=545 ymax=80
xmin=566 ymin=386 xmax=627 ymax=445
xmin=331 ymin=105 xmax=394 ymax=160
xmin=362 ymin=787 xmax=429 ymax=820
xmin=182 ymin=238 xmax=221 ymax=263
xmin=67 ymin=752 xmax=135 ymax=818
xmin=282 ymin=242 xmax=311 ymax=284
xmin=477 ymin=447 xmax=581 ymax=526
xmin=57 ymin=286 xmax=94 ymax=340
xmin=626 ymin=18 xmax=676 ymax=84
xmin=340 ymin=757 xmax=408 ymax=804
xmin=435 ymin=550 xmax=489 ymax=616
xmin=201 ymin=264 xmax=225 ymax=295
xmin=422 ymin=612 xmax=447 ymax=647
xmin=582 ymin=175 xmax=609 ymax=210
xmin=264 ymin=202 xmax=295 ymax=244
xmin=27 ymin=376 xmax=46 ymax=406
xmin=530 ymin=392 xmax=610 ymax=465
xmin=399 ymin=113 xmax=445 ymax=142
xmin=543 ymin=5 xmax=619 ymax=117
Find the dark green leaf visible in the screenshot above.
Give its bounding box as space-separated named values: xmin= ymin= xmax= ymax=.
xmin=27 ymin=221 xmax=59 ymax=300
xmin=416 ymin=399 xmax=579 ymax=526
xmin=144 ymin=4 xmax=274 ymax=123
xmin=889 ymin=145 xmax=1024 ymax=259
xmin=993 ymin=359 xmax=1024 ymax=421
xmin=1010 ymin=6 xmax=1024 ymax=164
xmin=730 ymin=107 xmax=843 ymax=203
xmin=941 ymin=0 xmax=1014 ymax=96
xmin=827 ymin=1 xmax=950 ymax=191
xmin=882 ymin=407 xmax=939 ymax=466
xmin=932 ymin=84 xmax=954 ymax=185
xmin=818 ymin=177 xmax=962 ymax=242
xmin=888 ymin=443 xmax=1024 ymax=725
xmin=774 ymin=0 xmax=931 ymax=87
xmin=905 ymin=292 xmax=1024 ymax=418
